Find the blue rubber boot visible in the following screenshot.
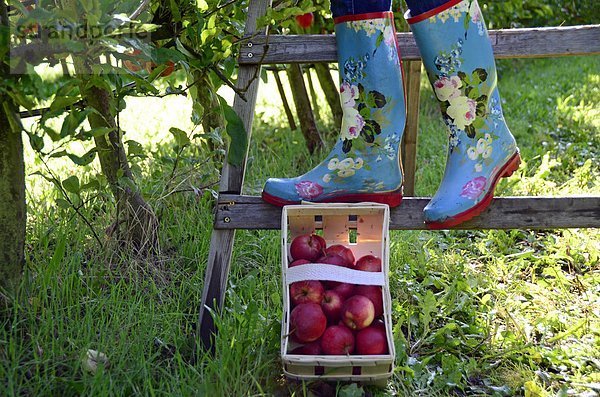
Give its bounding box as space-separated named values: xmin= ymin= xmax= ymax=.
xmin=406 ymin=0 xmax=521 ymax=228
xmin=262 ymin=12 xmax=406 ymax=207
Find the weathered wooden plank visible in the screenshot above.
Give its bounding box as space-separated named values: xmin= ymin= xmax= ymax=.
xmin=401 ymin=60 xmax=422 ymax=197
xmin=239 ymin=25 xmax=600 ymax=64
xmin=214 ymin=195 xmax=600 ymax=230
xmin=198 ymin=0 xmax=271 ymax=353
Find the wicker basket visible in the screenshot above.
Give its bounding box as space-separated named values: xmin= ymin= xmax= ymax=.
xmin=280 ymin=203 xmax=395 ymax=382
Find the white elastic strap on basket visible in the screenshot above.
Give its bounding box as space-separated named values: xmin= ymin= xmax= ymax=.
xmin=286 ymin=264 xmax=384 ymax=286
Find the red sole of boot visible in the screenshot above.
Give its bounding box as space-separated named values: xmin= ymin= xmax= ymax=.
xmin=426 ymin=151 xmax=522 ymax=230
xmin=261 ymin=190 xmax=403 ymax=208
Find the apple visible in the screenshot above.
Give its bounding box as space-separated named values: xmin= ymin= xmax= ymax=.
xmin=295 ymin=12 xmax=314 ymax=29
xmin=289 ymin=259 xmax=311 ymax=267
xmin=325 ymin=244 xmax=355 ymax=267
xmin=317 ymin=253 xmax=348 ymax=267
xmin=123 ymin=49 xmax=143 ymax=72
xmin=290 ymin=280 xmax=324 ymax=306
xmin=146 ymin=60 xmax=176 ymax=77
xmin=290 ymin=303 xmax=327 ymax=343
xmin=320 ymin=324 xmax=355 ymax=355
xmin=355 ymin=320 xmax=388 ymax=355
xmin=321 ymin=290 xmax=343 ymax=323
xmin=329 ymin=282 xmax=355 ymax=300
xmin=341 ymin=295 xmax=375 ymax=331
xmin=354 ymin=285 xmax=384 ymax=318
xmin=290 ymin=234 xmax=326 ymax=262
xmin=355 ymin=255 xmax=382 ymax=272
xmin=295 ymin=340 xmax=322 ymax=355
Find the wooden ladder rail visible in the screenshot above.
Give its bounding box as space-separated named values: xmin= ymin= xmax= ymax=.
xmin=198 ymin=0 xmax=272 ymax=352
xmin=198 ymin=7 xmax=600 ymax=351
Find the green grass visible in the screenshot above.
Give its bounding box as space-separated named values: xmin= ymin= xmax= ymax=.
xmin=1 ymin=55 xmax=599 ymax=396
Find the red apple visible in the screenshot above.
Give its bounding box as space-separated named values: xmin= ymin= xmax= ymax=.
xmin=290 ymin=340 xmax=322 ymax=355
xmin=354 ymin=285 xmax=384 ymax=318
xmin=330 ymin=282 xmax=355 ymax=300
xmin=295 ymin=12 xmax=314 ymax=29
xmin=123 ymin=49 xmax=143 ymax=72
xmin=290 ymin=280 xmax=324 ymax=306
xmin=317 ymin=253 xmax=348 ymax=267
xmin=290 ymin=303 xmax=327 ymax=343
xmin=289 ymin=259 xmax=310 ymax=267
xmin=320 ymin=325 xmax=355 ymax=355
xmin=355 ymin=321 xmax=388 ymax=355
xmin=325 ymin=244 xmax=355 ymax=267
xmin=146 ymin=60 xmax=176 ymax=77
xmin=355 ymin=255 xmax=382 ymax=272
xmin=313 ymin=234 xmax=326 ymax=250
xmin=321 ymin=290 xmax=344 ymax=323
xmin=290 ymin=234 xmax=326 ymax=262
xmin=341 ymin=295 xmax=375 ymax=331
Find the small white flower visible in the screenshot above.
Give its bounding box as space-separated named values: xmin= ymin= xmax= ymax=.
xmin=467 ymin=147 xmax=478 ymax=160
xmin=482 ymin=145 xmax=493 ymax=159
xmin=327 ymin=158 xmax=339 ymax=170
xmin=475 ymin=163 xmax=483 ymax=172
xmin=338 ymin=158 xmax=355 ymax=170
xmin=484 ymin=133 xmax=493 ymax=144
xmin=322 ymin=174 xmax=332 ymax=183
xmin=354 ymin=158 xmax=364 ymax=170
xmin=476 ymin=138 xmax=487 ymax=154
xmin=338 ymin=169 xmax=356 ymax=178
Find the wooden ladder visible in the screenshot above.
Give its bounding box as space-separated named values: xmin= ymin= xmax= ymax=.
xmin=198 ymin=0 xmax=600 ymax=351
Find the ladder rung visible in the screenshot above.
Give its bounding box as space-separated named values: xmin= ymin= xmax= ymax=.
xmin=214 ymin=195 xmax=600 ymax=230
xmin=239 ymin=25 xmax=600 ymax=64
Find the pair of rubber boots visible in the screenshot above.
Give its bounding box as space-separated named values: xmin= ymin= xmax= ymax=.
xmin=262 ymin=0 xmax=521 ymax=229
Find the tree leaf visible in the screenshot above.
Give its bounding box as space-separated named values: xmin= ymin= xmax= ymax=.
xmin=62 ymin=175 xmax=80 ymax=194
xmin=219 ymin=98 xmax=247 ymax=167
xmin=50 ymin=95 xmax=80 ymax=112
xmin=28 ymin=133 xmax=44 ymax=152
xmin=7 ymin=90 xmax=35 ymax=110
xmin=87 ymin=127 xmax=115 ymax=138
xmin=60 ymin=108 xmax=91 ymax=139
xmin=126 ymin=140 xmax=146 ymax=157
xmin=169 ymin=127 xmax=191 ymax=147
xmin=55 ymin=198 xmax=71 ymax=209
xmin=67 ymin=149 xmax=97 ymax=166
xmin=31 ymin=171 xmax=57 ymax=185
xmin=80 ymin=179 xmax=100 ymax=191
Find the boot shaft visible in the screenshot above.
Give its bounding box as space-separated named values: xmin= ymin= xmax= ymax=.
xmin=405 ymin=0 xmax=520 ymax=227
xmin=262 ymin=12 xmax=408 ymax=206
xmin=334 ymin=12 xmax=407 ymax=152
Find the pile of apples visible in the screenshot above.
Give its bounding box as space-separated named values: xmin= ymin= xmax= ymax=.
xmin=287 ymin=234 xmax=388 ymax=356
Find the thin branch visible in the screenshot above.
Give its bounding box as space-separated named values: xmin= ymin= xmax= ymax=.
xmin=129 ymin=0 xmax=152 ymax=20
xmin=209 ymin=65 xmax=247 ymax=101
xmin=10 ymin=42 xmax=75 ymax=66
xmin=36 ymin=155 xmax=105 ymax=249
xmin=204 ymin=0 xmax=241 ymax=18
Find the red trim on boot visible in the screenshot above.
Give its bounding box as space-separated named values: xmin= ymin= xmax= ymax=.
xmin=425 ymin=151 xmax=521 ymax=229
xmin=406 ymin=0 xmax=464 ymax=24
xmin=334 ymin=11 xmax=393 ymax=24
xmin=262 ymin=189 xmax=403 ymax=208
